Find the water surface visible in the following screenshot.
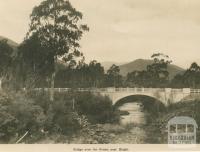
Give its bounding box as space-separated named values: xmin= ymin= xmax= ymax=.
xmin=119 ymin=102 xmax=146 ymax=125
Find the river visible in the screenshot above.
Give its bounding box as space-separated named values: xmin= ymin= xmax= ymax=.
xmin=118 ymin=102 xmax=146 ymax=125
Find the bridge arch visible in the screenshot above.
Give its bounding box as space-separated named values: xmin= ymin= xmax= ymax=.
xmin=113 ymin=94 xmax=166 ymax=124
xmin=111 ymin=91 xmax=166 ymax=105
xmin=114 ymin=94 xmax=166 ymax=108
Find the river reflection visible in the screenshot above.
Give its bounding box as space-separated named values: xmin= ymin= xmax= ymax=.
xmin=119 ymin=102 xmax=146 ymax=125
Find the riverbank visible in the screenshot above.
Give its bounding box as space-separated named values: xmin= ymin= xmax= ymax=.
xmin=36 ymin=124 xmax=146 ymax=144
xmin=2 ymin=90 xmax=199 ymax=144
xmin=37 ymin=99 xmax=200 ymax=144
xmin=36 ymin=123 xmax=163 ymax=144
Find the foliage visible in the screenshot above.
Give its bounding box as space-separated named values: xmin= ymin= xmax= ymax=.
xmin=0 ymin=39 xmax=15 ymax=89
xmin=0 ymin=91 xmax=46 ymax=143
xmin=146 ymin=53 xmax=171 ymax=87
xmin=87 ymin=60 xmax=105 ymax=87
xmin=18 ymin=34 xmax=51 ymax=89
xmin=171 ymin=62 xmax=200 ymax=88
xmin=105 ymin=64 xmax=123 ymax=87
xmin=0 ymin=90 xmax=118 ymax=143
xmin=19 ymin=0 xmax=89 ymax=100
xmin=55 ymin=60 xmax=105 ymax=88
xmin=75 ymin=92 xmax=119 ymax=123
xmin=126 ymin=70 xmax=149 ymax=87
xmin=26 ymin=0 xmax=89 ymax=66
xmin=26 ymin=91 xmax=119 ymax=136
xmin=126 ymin=53 xmax=172 ymax=87
xmin=26 ymin=90 xmax=82 ymax=136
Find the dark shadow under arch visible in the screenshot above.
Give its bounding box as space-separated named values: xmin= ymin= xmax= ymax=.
xmin=114 ymin=95 xmax=166 ymax=114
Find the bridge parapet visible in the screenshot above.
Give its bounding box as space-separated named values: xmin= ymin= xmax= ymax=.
xmin=33 ymin=87 xmax=199 ymax=94
xmin=34 ymin=87 xmax=200 ymax=95
xmin=190 ymin=89 xmax=200 ymax=94
xmin=85 ymin=88 xmax=189 ymax=94
xmin=32 ymin=87 xmax=200 ymax=106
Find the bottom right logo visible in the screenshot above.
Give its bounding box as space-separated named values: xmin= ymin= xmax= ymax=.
xmin=167 ymin=116 xmax=198 ymax=147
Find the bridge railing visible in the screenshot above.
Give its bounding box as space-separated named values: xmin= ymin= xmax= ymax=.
xmin=33 ymin=88 xmax=200 ymax=94
xmin=171 ymin=89 xmax=184 ymax=93
xmin=190 ymin=89 xmax=200 ymax=94
xmin=112 ymin=87 xmax=166 ymax=92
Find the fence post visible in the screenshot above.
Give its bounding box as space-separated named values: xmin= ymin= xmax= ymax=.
xmin=72 ymin=98 xmax=75 ymax=110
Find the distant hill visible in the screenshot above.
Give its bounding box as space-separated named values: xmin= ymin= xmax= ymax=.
xmin=0 ymin=36 xmax=18 ymax=48
xmin=101 ymin=61 xmax=127 ymax=71
xmin=119 ymin=59 xmax=185 ymax=79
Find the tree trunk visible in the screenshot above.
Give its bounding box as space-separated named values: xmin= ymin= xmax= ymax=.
xmin=50 ymin=72 xmax=56 ymax=101
xmin=50 ymin=56 xmax=58 ymax=102
xmin=193 ymin=80 xmax=195 ymax=89
xmin=0 ymin=78 xmax=2 ymax=91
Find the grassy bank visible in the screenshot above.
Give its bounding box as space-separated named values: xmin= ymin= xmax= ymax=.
xmin=0 ymin=90 xmax=120 ymax=143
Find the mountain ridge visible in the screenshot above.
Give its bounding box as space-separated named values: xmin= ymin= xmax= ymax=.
xmin=0 ymin=36 xmax=18 ymax=48
xmin=102 ymin=59 xmax=185 ymax=79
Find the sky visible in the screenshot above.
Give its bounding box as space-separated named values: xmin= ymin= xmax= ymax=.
xmin=1 ymin=0 xmax=200 ymax=68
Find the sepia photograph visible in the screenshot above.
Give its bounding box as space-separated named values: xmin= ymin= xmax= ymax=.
xmin=0 ymin=0 xmax=200 ymax=149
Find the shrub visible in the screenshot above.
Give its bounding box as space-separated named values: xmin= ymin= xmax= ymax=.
xmin=26 ymin=90 xmax=51 ymax=114
xmin=75 ymin=92 xmax=119 ymax=124
xmin=0 ymin=90 xmax=119 ymax=143
xmin=0 ymin=91 xmax=46 ymax=143
xmin=30 ymin=91 xmax=119 ymax=124
xmin=46 ymin=100 xmax=82 ymax=135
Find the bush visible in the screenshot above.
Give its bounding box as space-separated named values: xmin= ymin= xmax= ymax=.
xmin=75 ymin=92 xmax=119 ymax=124
xmin=41 ymin=91 xmax=119 ymax=131
xmin=0 ymin=91 xmax=46 ymax=143
xmin=27 ymin=90 xmax=50 ymax=114
xmin=0 ymin=90 xmax=121 ymax=143
xmin=46 ymin=101 xmax=82 ymax=135
xmin=30 ymin=91 xmax=119 ymax=124
xmin=27 ymin=90 xmax=83 ymax=136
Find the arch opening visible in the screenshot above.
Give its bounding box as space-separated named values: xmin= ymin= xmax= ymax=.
xmin=114 ymin=95 xmax=166 ymax=126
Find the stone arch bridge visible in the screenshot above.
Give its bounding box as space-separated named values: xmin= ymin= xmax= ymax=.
xmin=41 ymin=87 xmax=200 ymax=106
